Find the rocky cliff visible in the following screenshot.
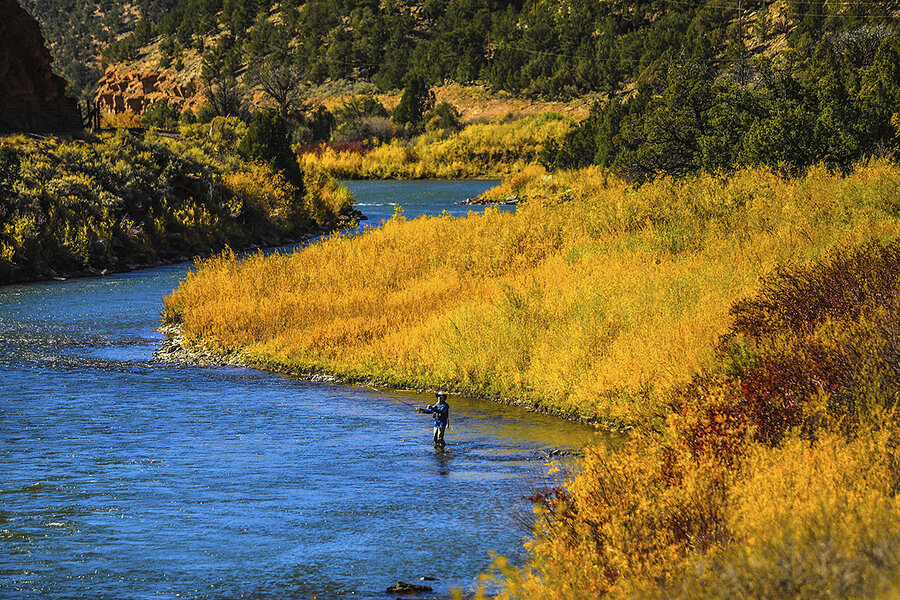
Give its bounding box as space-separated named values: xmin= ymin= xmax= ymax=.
xmin=0 ymin=0 xmax=82 ymax=134
xmin=95 ymin=66 xmax=203 ymax=118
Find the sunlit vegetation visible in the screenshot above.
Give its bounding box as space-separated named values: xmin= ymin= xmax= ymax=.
xmin=299 ymin=113 xmax=571 ymax=179
xmin=163 ymin=159 xmax=900 ymax=598
xmin=94 ymin=0 xmax=898 ymax=101
xmin=492 ymin=241 xmax=900 ymax=599
xmin=0 ymin=129 xmax=352 ymax=283
xmin=164 ymin=161 xmax=900 ymax=427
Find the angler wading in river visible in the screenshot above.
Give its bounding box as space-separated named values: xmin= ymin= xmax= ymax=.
xmin=417 ymin=392 xmax=450 ymax=448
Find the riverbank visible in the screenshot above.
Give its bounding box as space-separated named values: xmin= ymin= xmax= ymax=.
xmin=2 ymin=253 xmax=595 ymax=600
xmin=162 ymin=162 xmax=900 ymax=427
xmin=495 ymin=239 xmax=900 ymax=600
xmin=154 ymin=321 xmax=611 ymax=429
xmin=4 ymin=226 xmax=349 ymax=285
xmin=0 ymin=130 xmax=357 ymax=285
xmin=159 ymin=163 xmax=900 ymax=598
xmin=298 ymin=113 xmax=570 ymax=180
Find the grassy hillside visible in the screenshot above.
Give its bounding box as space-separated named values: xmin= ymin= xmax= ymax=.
xmin=163 ymin=161 xmax=900 ymax=426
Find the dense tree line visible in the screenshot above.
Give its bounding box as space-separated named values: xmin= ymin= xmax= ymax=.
xmin=95 ymin=0 xmax=898 ymax=98
xmin=26 ymin=0 xmax=900 ymax=102
xmin=542 ymin=31 xmax=900 ymax=179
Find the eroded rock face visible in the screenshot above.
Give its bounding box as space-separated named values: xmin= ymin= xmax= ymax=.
xmin=0 ymin=0 xmax=82 ymax=133
xmin=95 ymin=66 xmax=202 ymax=118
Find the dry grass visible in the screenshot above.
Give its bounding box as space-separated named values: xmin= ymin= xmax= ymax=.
xmin=305 ymin=83 xmax=593 ymax=124
xmin=492 ymin=238 xmax=900 ymax=599
xmin=164 ymin=161 xmax=900 ymax=426
xmin=165 ymin=161 xmax=900 ymax=599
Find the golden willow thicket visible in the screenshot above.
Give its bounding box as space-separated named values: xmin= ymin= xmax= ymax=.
xmin=298 ymin=114 xmax=571 ymax=179
xmin=164 ymin=161 xmax=900 ymax=427
xmin=491 ymin=240 xmax=900 ymax=599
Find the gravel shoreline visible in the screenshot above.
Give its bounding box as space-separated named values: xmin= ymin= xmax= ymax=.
xmin=153 ymin=322 xmax=628 ymax=432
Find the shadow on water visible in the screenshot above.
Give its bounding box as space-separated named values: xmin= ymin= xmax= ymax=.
xmin=432 ymin=446 xmax=453 ymax=477
xmin=0 ymin=181 xmax=611 ymax=600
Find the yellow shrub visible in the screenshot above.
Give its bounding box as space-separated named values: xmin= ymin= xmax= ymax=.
xmin=165 ymin=161 xmax=900 ymax=426
xmin=223 ymin=163 xmax=298 ymax=229
xmin=300 ymin=114 xmax=571 ymax=179
xmin=661 ymin=425 xmax=900 ymax=600
xmin=494 ymin=421 xmax=900 ymax=600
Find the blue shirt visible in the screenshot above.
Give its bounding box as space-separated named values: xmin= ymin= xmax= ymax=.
xmin=424 ymin=401 xmax=450 ymax=427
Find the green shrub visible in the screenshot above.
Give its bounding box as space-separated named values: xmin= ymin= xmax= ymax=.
xmin=392 ymin=75 xmax=435 ymax=129
xmin=0 ymin=145 xmax=20 ymax=198
xmin=141 ymin=99 xmax=181 ymax=129
xmin=0 ymin=130 xmax=350 ymax=283
xmin=424 ymin=102 xmax=461 ymax=132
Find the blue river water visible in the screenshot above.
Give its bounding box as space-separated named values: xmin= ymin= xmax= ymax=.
xmin=0 ymin=181 xmax=600 ymax=599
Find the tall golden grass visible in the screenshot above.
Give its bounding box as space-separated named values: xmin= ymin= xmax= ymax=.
xmin=164 ymin=161 xmax=900 ymax=426
xmin=489 ymin=422 xmax=900 ymax=600
xmin=492 ymin=238 xmax=900 ymax=599
xmin=298 ymin=113 xmax=571 ymax=179
xmin=166 ymin=161 xmax=900 ymax=598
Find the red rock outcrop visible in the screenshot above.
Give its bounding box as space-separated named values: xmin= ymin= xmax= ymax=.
xmin=0 ymin=0 xmax=82 ymax=133
xmin=95 ymin=66 xmax=203 ymax=118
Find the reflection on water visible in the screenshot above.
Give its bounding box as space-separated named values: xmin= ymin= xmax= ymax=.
xmin=431 ymin=449 xmax=453 ymax=477
xmin=0 ymin=181 xmax=607 ymax=599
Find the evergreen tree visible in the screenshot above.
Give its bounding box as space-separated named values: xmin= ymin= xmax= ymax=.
xmin=141 ymin=99 xmax=180 ymax=129
xmin=392 ymin=76 xmax=436 ymax=129
xmin=238 ymin=109 xmax=304 ymax=192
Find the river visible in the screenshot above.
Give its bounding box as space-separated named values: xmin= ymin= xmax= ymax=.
xmin=0 ymin=181 xmax=601 ymax=599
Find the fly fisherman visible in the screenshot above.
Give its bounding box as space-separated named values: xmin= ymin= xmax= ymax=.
xmin=417 ymin=392 xmax=450 ymax=448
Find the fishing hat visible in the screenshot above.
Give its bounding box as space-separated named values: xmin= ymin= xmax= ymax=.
xmin=436 ymin=391 xmax=447 ymax=400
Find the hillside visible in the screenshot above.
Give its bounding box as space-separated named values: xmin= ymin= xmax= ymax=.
xmin=25 ymin=0 xmax=888 ymax=182
xmin=20 ymin=0 xmax=177 ymax=101
xmin=26 ymin=0 xmax=900 ymax=103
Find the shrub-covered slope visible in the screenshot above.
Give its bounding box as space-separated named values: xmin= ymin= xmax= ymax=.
xmin=497 ymin=241 xmax=900 ymax=599
xmin=28 ymin=0 xmax=900 ymax=105
xmin=0 ymin=127 xmax=353 ymax=284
